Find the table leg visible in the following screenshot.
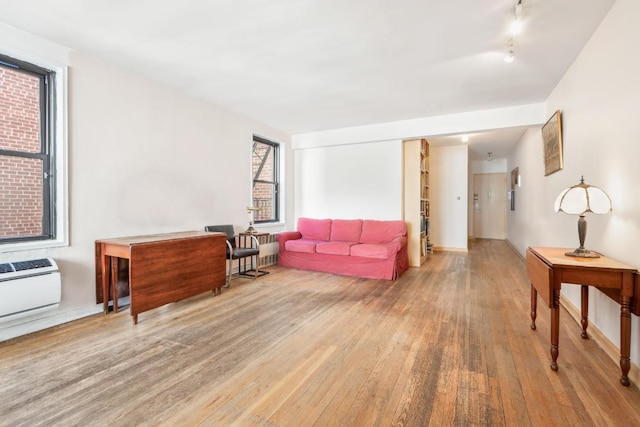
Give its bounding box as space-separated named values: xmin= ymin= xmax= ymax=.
xmin=111 ymin=257 xmax=119 ymax=313
xmin=132 ymin=314 xmax=138 ymax=325
xmin=102 ymin=251 xmax=109 ymax=314
xmin=620 ymin=296 xmax=632 ymax=386
xmin=550 ymin=288 xmax=560 ymax=371
xmin=530 ymin=285 xmax=537 ymax=330
xmin=581 ymin=285 xmax=589 ymax=339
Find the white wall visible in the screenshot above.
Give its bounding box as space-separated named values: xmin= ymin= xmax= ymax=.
xmin=0 ymin=25 xmax=290 ymax=322
xmin=294 ymin=140 xmax=403 ymax=220
xmin=507 ymin=0 xmax=640 ymax=367
xmin=470 ymin=159 xmax=507 ymax=175
xmin=293 ymin=141 xmax=468 ymax=251
xmin=431 ymin=145 xmax=468 ymax=251
xmin=506 ymin=128 xmax=547 ymax=253
xmin=293 ymin=140 xmax=469 ymax=249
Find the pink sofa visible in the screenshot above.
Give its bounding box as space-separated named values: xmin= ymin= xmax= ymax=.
xmin=276 ymin=218 xmax=409 ymax=280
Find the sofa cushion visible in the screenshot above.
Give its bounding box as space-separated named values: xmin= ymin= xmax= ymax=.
xmin=285 ymin=239 xmax=319 ymax=253
xmin=330 ymin=219 xmax=363 ymax=242
xmin=316 ymin=241 xmax=357 ymax=256
xmin=351 ymin=243 xmax=396 ymax=259
xmin=297 ymin=218 xmax=332 ymax=241
xmin=360 ymin=220 xmax=407 ymax=243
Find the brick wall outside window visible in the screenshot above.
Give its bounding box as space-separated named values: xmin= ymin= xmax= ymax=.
xmin=0 ymin=66 xmax=43 ymax=237
xmin=252 ymin=141 xmax=278 ymax=222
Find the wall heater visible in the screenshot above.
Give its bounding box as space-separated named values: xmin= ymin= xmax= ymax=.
xmin=0 ymin=258 xmax=61 ymax=318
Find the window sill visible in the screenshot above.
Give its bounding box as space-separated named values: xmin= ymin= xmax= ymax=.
xmin=253 ymin=223 xmax=286 ymax=233
xmin=0 ymin=238 xmax=67 ymax=255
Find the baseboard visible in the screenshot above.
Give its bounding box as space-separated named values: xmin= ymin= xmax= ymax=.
xmin=560 ymin=294 xmax=640 ymax=386
xmin=505 ymin=239 xmax=524 ymax=261
xmin=433 ymin=247 xmax=468 ymax=253
xmin=0 ymin=305 xmax=102 ymax=343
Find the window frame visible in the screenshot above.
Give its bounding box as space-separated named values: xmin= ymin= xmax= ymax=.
xmin=251 ymin=135 xmax=280 ymax=224
xmin=0 ymin=54 xmax=56 ymax=243
xmin=0 ymin=48 xmax=68 ymax=253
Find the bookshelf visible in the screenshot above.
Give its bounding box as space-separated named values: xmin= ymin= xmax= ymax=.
xmin=403 ymin=138 xmax=431 ymax=267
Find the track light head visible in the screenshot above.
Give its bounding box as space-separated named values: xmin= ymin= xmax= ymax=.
xmin=504 ymin=38 xmax=515 ymax=63
xmin=504 ymin=49 xmax=515 ymax=63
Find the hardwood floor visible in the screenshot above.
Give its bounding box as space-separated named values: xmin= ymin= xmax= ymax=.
xmin=1 ymin=239 xmax=639 ymax=426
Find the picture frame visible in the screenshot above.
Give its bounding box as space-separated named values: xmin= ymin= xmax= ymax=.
xmin=511 ymin=167 xmax=519 ymax=190
xmin=542 ymin=110 xmax=563 ymax=176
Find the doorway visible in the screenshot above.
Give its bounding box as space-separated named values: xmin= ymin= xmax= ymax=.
xmin=472 ymin=173 xmax=507 ymax=239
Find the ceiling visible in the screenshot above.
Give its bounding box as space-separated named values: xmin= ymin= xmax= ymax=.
xmin=0 ymin=0 xmax=615 ymax=157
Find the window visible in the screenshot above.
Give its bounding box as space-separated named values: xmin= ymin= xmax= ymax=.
xmin=252 ymin=135 xmax=279 ymax=223
xmin=0 ymin=54 xmax=57 ymax=244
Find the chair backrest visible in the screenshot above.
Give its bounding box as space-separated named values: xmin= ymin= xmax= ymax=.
xmin=205 ymin=224 xmax=236 ymax=248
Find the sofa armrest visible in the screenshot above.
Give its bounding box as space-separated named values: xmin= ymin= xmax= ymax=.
xmin=390 ymin=235 xmax=408 ymax=252
xmin=276 ymin=231 xmax=302 ymax=252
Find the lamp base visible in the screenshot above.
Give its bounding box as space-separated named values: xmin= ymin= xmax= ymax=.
xmin=244 ymin=225 xmax=258 ymax=234
xmin=565 ymin=247 xmax=600 ymax=258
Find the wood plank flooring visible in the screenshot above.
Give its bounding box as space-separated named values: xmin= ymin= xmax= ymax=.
xmin=1 ymin=239 xmax=640 ymax=426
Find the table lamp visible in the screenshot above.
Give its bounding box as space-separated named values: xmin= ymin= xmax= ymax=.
xmin=245 ymin=206 xmax=261 ymax=233
xmin=553 ymin=176 xmax=612 ymax=258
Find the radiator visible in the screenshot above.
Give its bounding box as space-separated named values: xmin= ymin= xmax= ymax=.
xmin=0 ymin=258 xmax=61 ymax=318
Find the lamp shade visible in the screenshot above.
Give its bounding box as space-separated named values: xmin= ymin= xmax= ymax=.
xmin=554 ymin=177 xmax=611 ymax=215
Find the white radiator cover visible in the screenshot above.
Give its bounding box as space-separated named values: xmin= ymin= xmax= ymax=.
xmin=0 ymin=258 xmax=61 ymax=318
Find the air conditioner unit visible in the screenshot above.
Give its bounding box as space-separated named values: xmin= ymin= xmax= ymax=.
xmin=0 ymin=258 xmax=61 ymax=318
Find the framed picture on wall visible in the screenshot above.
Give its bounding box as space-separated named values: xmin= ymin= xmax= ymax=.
xmin=511 ymin=167 xmax=519 ymax=190
xmin=542 ymin=110 xmax=563 ymax=176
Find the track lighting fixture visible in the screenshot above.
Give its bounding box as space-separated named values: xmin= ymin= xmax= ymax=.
xmin=504 ymin=39 xmax=515 ymax=63
xmin=511 ymin=0 xmax=523 ymax=35
xmin=504 ymin=1 xmax=523 ymax=63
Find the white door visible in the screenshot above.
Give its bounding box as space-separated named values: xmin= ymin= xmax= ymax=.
xmin=473 ymin=173 xmax=507 ymax=239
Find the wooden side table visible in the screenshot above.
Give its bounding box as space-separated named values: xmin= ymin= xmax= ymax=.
xmin=526 ymin=246 xmax=639 ymax=386
xmin=238 ymin=232 xmax=270 ymax=278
